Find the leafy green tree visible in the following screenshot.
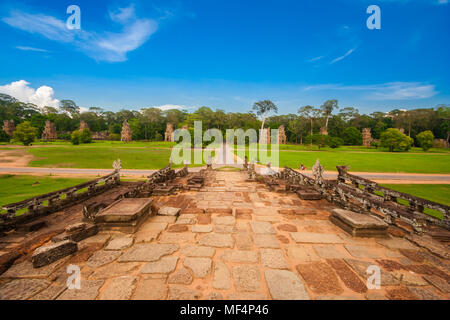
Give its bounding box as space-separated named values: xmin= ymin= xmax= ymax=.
xmin=252 ymin=100 xmax=278 ymax=135
xmin=71 ymin=128 xmax=92 ymax=145
xmin=342 ymin=127 xmax=363 ymax=145
xmin=328 ymin=137 xmax=344 ymax=148
xmin=320 ymin=99 xmax=338 ymax=131
xmin=71 ymin=130 xmax=81 ymax=145
xmin=380 ymin=128 xmax=414 ymax=152
xmin=298 ymin=105 xmax=321 ymax=147
xmin=416 ymin=130 xmax=434 ymax=151
xmin=304 ymin=134 xmax=329 ymax=150
xmin=13 ymin=121 xmax=38 ymax=146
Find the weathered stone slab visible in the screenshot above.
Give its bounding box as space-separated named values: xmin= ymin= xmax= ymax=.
xmin=140 ymin=222 xmax=168 ymax=232
xmin=326 ymin=259 xmax=367 ymax=294
xmin=158 ymin=206 xmax=181 ymax=216
xmin=151 ymin=216 xmax=176 ymax=223
xmin=330 ymin=209 xmax=388 ymax=237
xmin=53 ymin=224 xmax=99 ymax=243
xmin=213 ymin=216 xmax=235 ymax=226
xmin=0 ymin=279 xmax=50 ymax=300
xmin=132 ymin=278 xmax=167 ymax=299
xmin=18 ymin=220 xmax=46 ymax=232
xmin=376 ymin=238 xmax=417 ymax=250
xmin=57 ymin=280 xmax=104 ymax=300
xmin=95 ymin=198 xmax=153 ymax=233
xmin=286 ymin=246 xmax=320 ymax=262
xmin=30 ymin=283 xmax=66 ymax=300
xmin=344 ymin=258 xmax=399 ymax=286
xmin=181 ymin=245 xmax=215 ymax=257
xmin=290 ymin=232 xmax=344 ymax=244
xmin=168 ymin=285 xmax=201 ymax=300
xmin=105 ymin=237 xmax=133 ymax=251
xmin=183 ymin=257 xmax=212 ymax=278
xmin=213 ymin=261 xmax=231 ymax=290
xmin=423 ymin=275 xmax=450 ymax=293
xmin=90 ymin=262 xmax=141 ymax=279
xmin=221 ymin=250 xmax=258 ymax=263
xmin=385 ymin=287 xmax=418 ymax=300
xmin=391 ymin=270 xmax=427 ymax=286
xmin=215 ymin=225 xmax=238 ymax=234
xmin=198 ymin=233 xmax=234 ymax=248
xmin=191 ymin=225 xmax=213 ymax=233
xmin=296 ymin=262 xmax=343 ymax=295
xmin=313 ymin=245 xmax=349 ymax=259
xmin=227 ymin=292 xmax=268 ymax=300
xmin=253 ymin=234 xmax=280 ymax=248
xmin=159 ymin=232 xmax=196 ymax=244
xmin=407 ymin=286 xmax=443 ymax=300
xmin=297 ymin=189 xmax=322 ymax=200
xmin=141 ymin=256 xmax=179 ymax=274
xmin=32 ymin=240 xmax=78 ymax=268
xmin=232 ymin=265 xmax=261 ymax=292
xmin=168 ymin=225 xmax=189 ymax=232
xmin=234 ymin=233 xmax=253 ymax=250
xmin=260 ymin=249 xmax=288 ymax=269
xmin=0 ymin=259 xmax=66 ymax=279
xmin=344 ymin=245 xmax=384 ymax=259
xmin=87 ymin=250 xmax=122 ymax=268
xmin=265 ymin=270 xmax=310 ymax=300
xmin=118 ymin=243 xmax=179 ymax=262
xmin=249 ymin=221 xmax=275 ymax=234
xmin=168 ymin=267 xmax=193 ymax=284
xmin=99 ymin=276 xmax=137 ymax=300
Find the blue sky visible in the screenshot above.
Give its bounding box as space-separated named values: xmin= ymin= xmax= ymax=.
xmin=0 ymin=0 xmax=449 ymax=114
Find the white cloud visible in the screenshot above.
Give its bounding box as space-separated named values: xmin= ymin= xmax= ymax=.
xmin=15 ymin=46 xmax=49 ymax=53
xmin=2 ymin=5 xmax=158 ymax=62
xmin=330 ymin=48 xmax=356 ymax=64
xmin=302 ymin=82 xmax=437 ymax=100
xmin=0 ymin=80 xmax=60 ymax=108
xmin=307 ymin=55 xmax=324 ymax=62
xmin=153 ymin=104 xmax=189 ymax=111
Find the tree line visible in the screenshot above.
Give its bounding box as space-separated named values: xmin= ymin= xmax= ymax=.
xmin=1 ymin=93 xmax=449 ymax=149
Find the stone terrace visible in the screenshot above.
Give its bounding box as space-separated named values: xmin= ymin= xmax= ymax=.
xmin=0 ymin=171 xmax=449 ymax=300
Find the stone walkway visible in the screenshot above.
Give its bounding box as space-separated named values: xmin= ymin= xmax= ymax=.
xmin=0 ymin=171 xmax=449 ymax=300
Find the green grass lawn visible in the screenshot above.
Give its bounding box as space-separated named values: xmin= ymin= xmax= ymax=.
xmin=236 ymin=146 xmax=450 ymax=173
xmin=14 ymin=141 xmax=213 ymax=169
xmin=0 ymin=174 xmax=90 ymax=208
xmin=381 ymin=184 xmax=450 ymax=206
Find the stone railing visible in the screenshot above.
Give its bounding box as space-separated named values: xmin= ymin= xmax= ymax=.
xmin=147 ymin=164 xmax=176 ymax=185
xmin=0 ymin=170 xmax=120 ymax=231
xmin=334 ymin=166 xmax=450 ymax=232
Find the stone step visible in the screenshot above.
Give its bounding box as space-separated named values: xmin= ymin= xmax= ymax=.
xmin=329 ymin=208 xmax=388 ymax=238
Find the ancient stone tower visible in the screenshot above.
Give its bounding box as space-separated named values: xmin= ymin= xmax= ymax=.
xmin=278 ymin=125 xmax=287 ymax=144
xmin=362 ymin=128 xmax=373 ymax=147
xmin=2 ymin=120 xmax=15 ymax=136
xmin=121 ymin=120 xmax=132 ymax=142
xmin=164 ymin=123 xmax=174 ymax=142
xmin=80 ymin=121 xmax=89 ymax=130
xmin=42 ymin=120 xmax=57 ymax=141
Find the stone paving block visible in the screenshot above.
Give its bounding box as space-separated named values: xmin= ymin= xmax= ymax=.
xmin=249 ymin=221 xmax=276 ymax=234
xmin=168 ymin=225 xmax=189 ymax=232
xmin=227 ymin=292 xmax=268 ymax=300
xmin=376 ymin=238 xmax=417 ymax=250
xmin=286 ymin=246 xmax=321 ymax=262
xmin=168 ymin=267 xmax=193 ymax=285
xmin=30 ymin=283 xmax=66 ymax=300
xmin=181 ymin=245 xmax=215 ymax=257
xmin=0 ymin=279 xmax=51 ymax=300
xmin=232 ymin=265 xmax=261 ymax=292
xmin=330 ymin=209 xmax=388 ymax=237
xmin=264 ymin=270 xmax=310 ymax=300
xmin=87 ymin=250 xmax=122 ymax=268
xmin=253 ymin=234 xmax=280 ymax=248
xmin=141 ymin=256 xmax=179 ymax=274
xmin=423 ymin=275 xmax=450 ymax=293
xmin=175 ymin=218 xmax=196 ymax=225
xmin=344 ymin=244 xmax=384 ymax=259
xmin=132 ymin=278 xmax=167 ymax=300
xmin=158 ymin=207 xmax=181 ymax=216
xmin=191 ymin=225 xmax=213 ymax=233
xmin=326 ymin=259 xmax=367 ymax=294
xmin=183 ymin=257 xmax=212 ymax=278
xmin=99 ymin=276 xmax=137 ymax=300
xmin=197 ymin=214 xmax=212 ymax=225
xmin=221 ymin=250 xmax=258 ymax=263
xmin=277 ymin=224 xmax=298 ymax=232
xmin=151 ymin=216 xmax=177 ymax=223
xmin=391 ymin=270 xmax=428 ymax=286
xmin=57 ymin=280 xmax=104 ymax=300
xmin=215 ymin=225 xmax=238 ymax=234
xmin=134 ymin=230 xmax=161 ymax=243
xmin=0 ymin=259 xmax=66 ymax=280
xmin=365 ymin=292 xmax=388 ymax=300
xmin=198 ymin=233 xmax=235 ymax=248
xmin=159 ymin=232 xmax=196 ymax=244
xmin=213 ymin=216 xmax=236 ymax=226
xmin=32 ymin=240 xmax=78 ymax=268
xmin=90 ymin=262 xmax=142 ymax=279
xmin=290 ymin=232 xmax=344 ymax=244
xmin=118 ymin=243 xmax=179 ymax=262
xmin=344 ymin=258 xmax=400 ymax=286
xmin=105 ymin=237 xmax=134 ymax=251
xmin=260 ymin=249 xmax=289 ymax=269
xmin=213 ymin=261 xmax=231 ymax=290
xmin=296 ymin=262 xmax=343 ymax=295
xmin=234 ymin=233 xmax=253 ymax=250
xmin=385 ymin=287 xmax=418 ymax=300
xmin=313 ymin=245 xmax=349 ymax=259
xmin=140 ymin=222 xmax=168 ymax=232
xmin=169 ymin=285 xmax=202 ymax=300
xmin=407 ymin=286 xmax=443 ymax=300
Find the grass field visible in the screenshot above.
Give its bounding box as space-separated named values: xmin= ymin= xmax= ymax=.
xmin=237 ymin=146 xmax=450 ymax=173
xmin=381 ymin=184 xmax=450 ymax=206
xmin=1 ymin=141 xmax=213 ymax=169
xmin=0 ymin=174 xmax=90 ymax=208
